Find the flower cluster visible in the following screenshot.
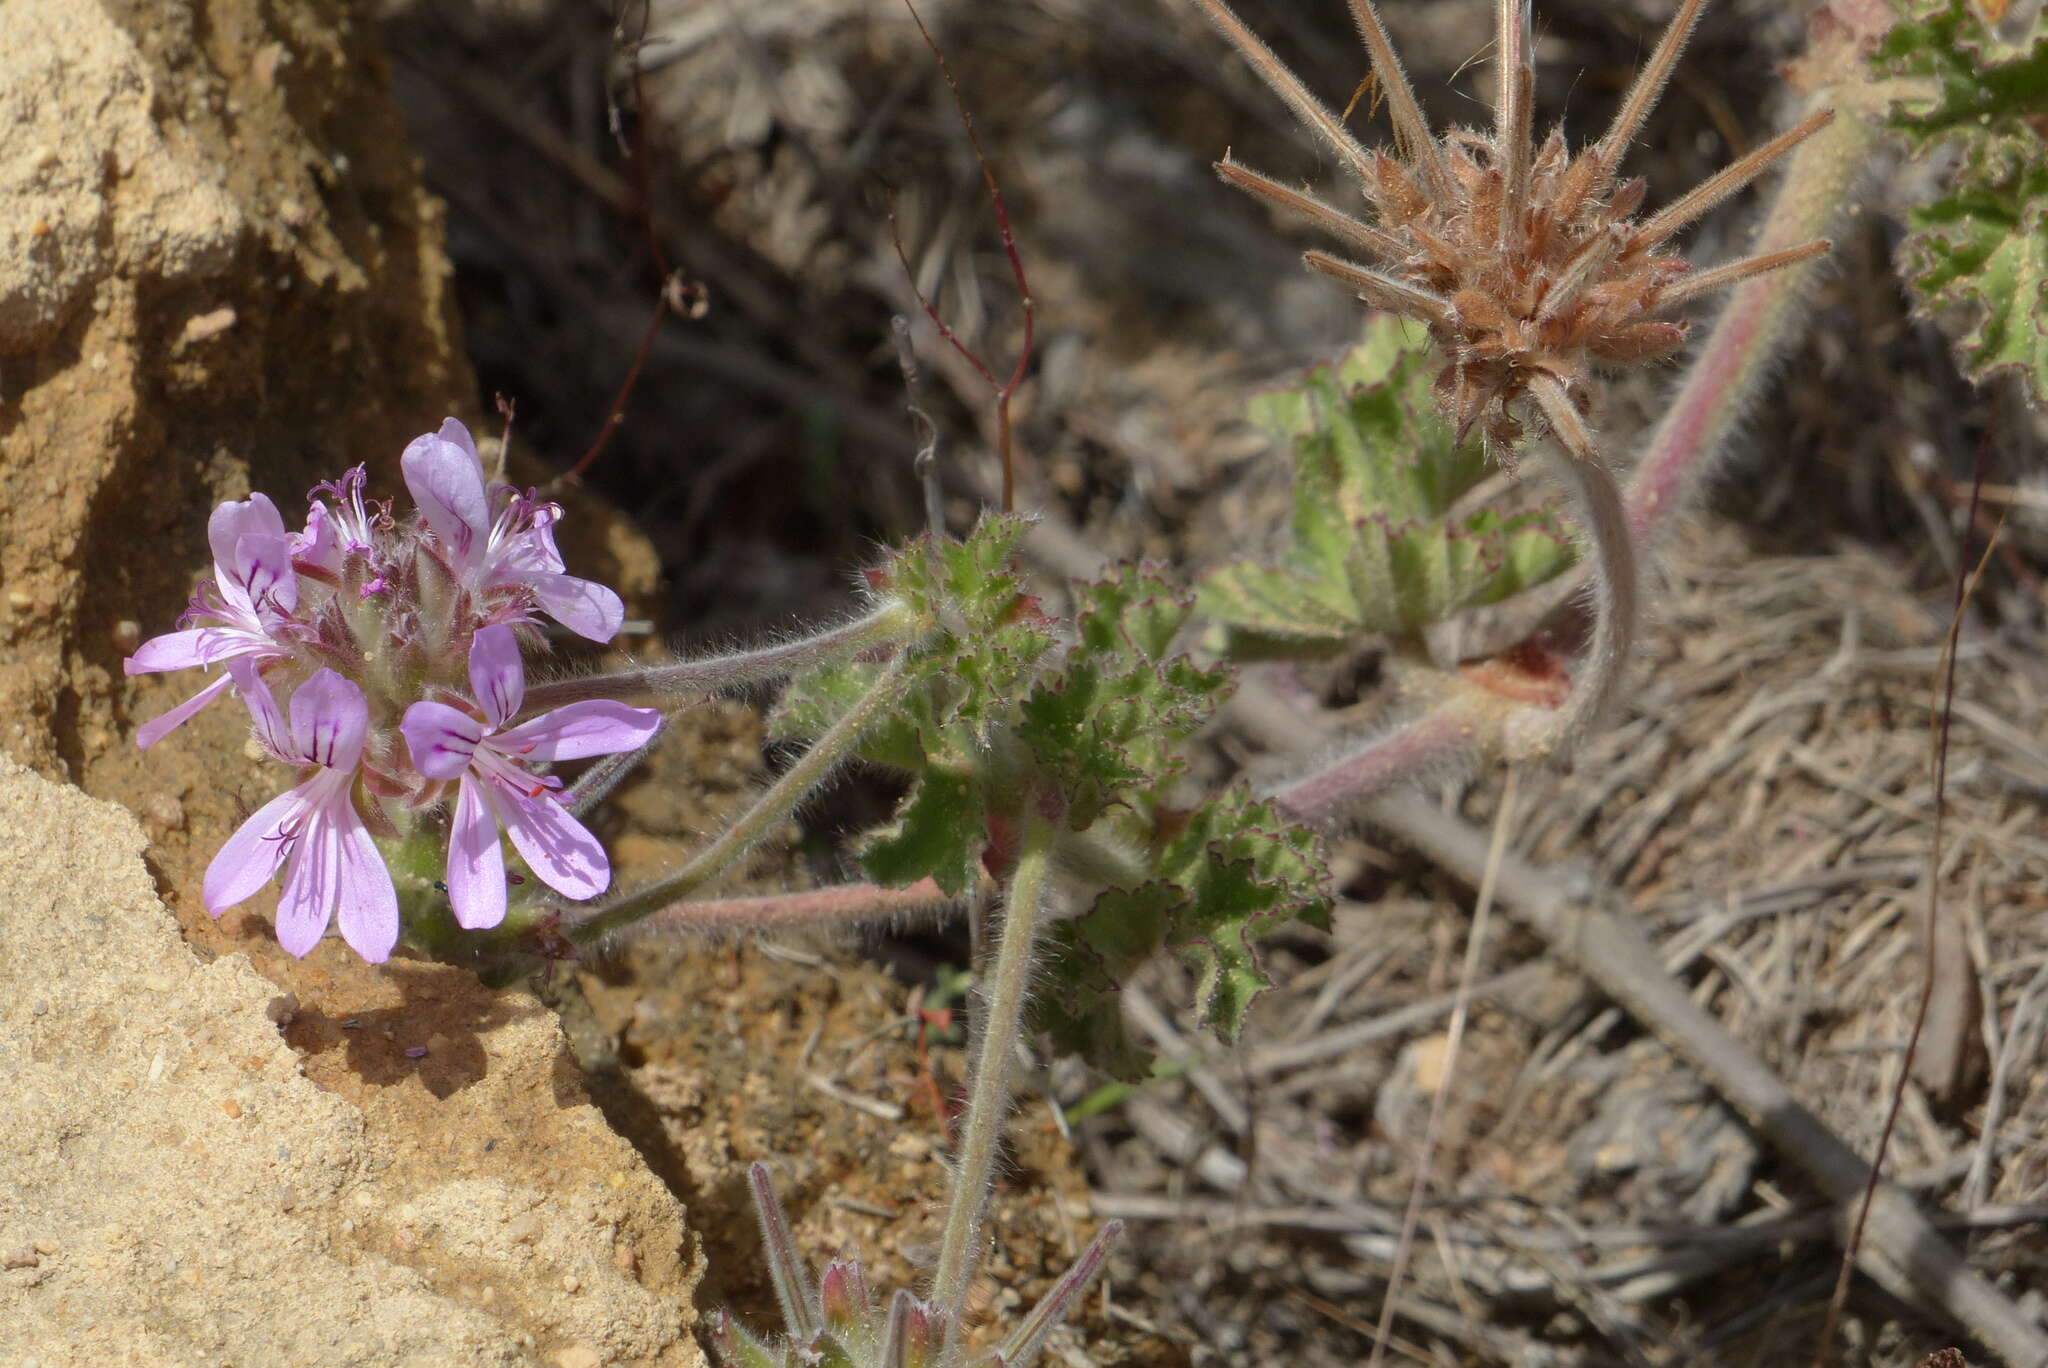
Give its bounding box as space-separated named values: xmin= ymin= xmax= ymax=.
xmin=128 ymin=419 xmax=660 ymax=962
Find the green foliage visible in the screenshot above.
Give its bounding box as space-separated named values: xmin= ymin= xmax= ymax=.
xmin=1198 ymin=316 xmax=1574 ymax=651
xmin=1879 ymin=0 xmax=2048 ymax=399
xmin=1016 ymin=565 xmax=1232 ymax=830
xmin=773 ymin=524 xmax=1327 ymax=1069
xmin=1035 ymin=790 xmax=1331 ymax=1079
xmin=776 ymin=549 xmax=1241 ymax=896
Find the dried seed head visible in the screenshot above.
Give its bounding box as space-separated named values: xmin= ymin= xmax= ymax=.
xmin=1190 ymin=0 xmax=1831 ymax=463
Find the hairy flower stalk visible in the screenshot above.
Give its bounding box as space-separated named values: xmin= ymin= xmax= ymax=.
xmin=565 ymin=651 xmax=921 ymax=947
xmin=932 ymin=810 xmax=1059 ymax=1366
xmin=522 ymin=600 xmax=917 ymax=710
xmin=1186 ymin=0 xmax=1832 ymax=741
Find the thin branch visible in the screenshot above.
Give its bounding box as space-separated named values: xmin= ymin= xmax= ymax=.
xmin=1183 ymin=0 xmax=1381 ymax=186
xmin=1628 ymin=84 xmax=1873 ymax=545
xmin=1652 ymin=238 xmax=1833 ymax=310
xmin=567 ymin=651 xmax=918 ymax=944
xmin=1818 ymin=493 xmax=2005 ymax=1366
xmin=892 ymin=314 xmax=947 ymax=534
xmin=1216 ymin=158 xmax=1407 ymax=261
xmin=1345 ymin=0 xmax=1447 ymax=190
xmin=934 ymin=810 xmax=1060 ymax=1365
xmin=1630 ymin=108 xmax=1835 ymax=250
xmin=1495 ymin=0 xmax=1534 ymax=246
xmin=524 ymin=600 xmax=915 ymax=709
xmin=1528 ymin=373 xmax=1637 ymax=748
xmin=603 ymin=877 xmax=956 ymax=942
xmin=1303 ymin=250 xmax=1454 ymax=327
xmin=1593 ymin=0 xmax=1709 ymax=173
xmin=899 ymin=0 xmax=1034 ymax=513
xmin=1269 ymin=694 xmax=1495 ymax=823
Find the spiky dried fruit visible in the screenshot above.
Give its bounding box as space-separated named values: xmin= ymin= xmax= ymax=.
xmin=1189 ymin=0 xmax=1832 ymax=460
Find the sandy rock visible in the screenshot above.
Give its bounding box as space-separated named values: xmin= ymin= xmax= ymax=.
xmin=0 ymin=0 xmax=245 ymax=353
xmin=0 ymin=757 xmax=704 ymax=1366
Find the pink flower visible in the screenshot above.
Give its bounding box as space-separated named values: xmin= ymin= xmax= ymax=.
xmin=400 ymin=625 xmax=659 ymax=930
xmin=400 ymin=418 xmax=625 ymax=642
xmin=204 ymin=660 xmax=400 ymax=962
xmin=124 ymin=494 xmax=302 ymax=749
xmin=295 ymin=465 xmax=391 ymax=596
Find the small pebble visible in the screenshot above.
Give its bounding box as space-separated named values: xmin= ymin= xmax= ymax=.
xmin=220 ymin=1100 xmax=242 ymax=1119
xmin=403 ymin=1045 xmax=427 ymax=1060
xmin=3 ymin=1247 xmax=39 ymax=1270
xmin=561 ymin=1274 xmax=582 ymax=1294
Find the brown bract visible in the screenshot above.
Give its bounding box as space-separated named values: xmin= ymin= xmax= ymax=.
xmin=1191 ymin=0 xmax=1832 ymax=462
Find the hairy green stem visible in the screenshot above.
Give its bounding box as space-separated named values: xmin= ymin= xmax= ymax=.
xmin=524 ymin=600 xmax=916 ymax=710
xmin=933 ymin=810 xmax=1059 ymax=1365
xmin=1268 ymin=693 xmax=1495 ymax=823
xmin=605 ymin=877 xmax=958 ymax=943
xmin=1527 ymin=374 xmax=1637 ymax=751
xmin=566 ymin=652 xmax=917 ymax=944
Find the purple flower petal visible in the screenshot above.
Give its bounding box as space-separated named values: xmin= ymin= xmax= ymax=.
xmin=231 ymin=532 xmax=299 ymax=616
xmin=275 ymin=795 xmax=343 ymax=957
xmin=401 ymin=701 xmax=486 ymax=781
xmin=401 ymin=425 xmax=489 ymax=575
xmin=333 ymin=809 xmax=400 ymax=961
xmin=445 ymin=775 xmax=507 ymax=930
xmin=524 ymin=572 xmax=624 ymax=644
xmin=134 ymin=672 xmax=235 ymax=750
xmin=207 ymin=493 xmax=289 ymax=573
xmin=293 ymin=502 xmax=341 ymax=574
xmin=437 ymin=417 xmax=482 ymax=464
xmin=125 ymin=628 xmax=212 ymax=676
xmin=493 ymin=786 xmax=610 ymax=901
xmin=228 ymin=657 xmax=291 ymax=761
xmin=287 ymin=669 xmax=368 ymax=769
xmin=202 ymin=782 xmax=303 ymax=914
xmin=496 ymin=699 xmax=661 ymax=762
xmin=467 ymin=624 xmax=525 ymax=729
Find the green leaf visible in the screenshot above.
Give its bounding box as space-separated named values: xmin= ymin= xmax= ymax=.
xmin=1156 ymin=791 xmax=1331 ymax=1039
xmin=1035 ymin=882 xmax=1178 ymax=1080
xmin=859 ymin=764 xmax=986 ymax=895
xmin=1033 ymin=790 xmax=1330 ymax=1077
xmin=1201 ymin=318 xmax=1576 ymax=650
xmin=1878 ymin=0 xmax=2048 ymax=399
xmin=1016 ymin=565 xmax=1233 ymax=829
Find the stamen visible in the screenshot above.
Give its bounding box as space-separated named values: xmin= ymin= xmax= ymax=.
xmin=1216 ymin=158 xmax=1407 ymax=261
